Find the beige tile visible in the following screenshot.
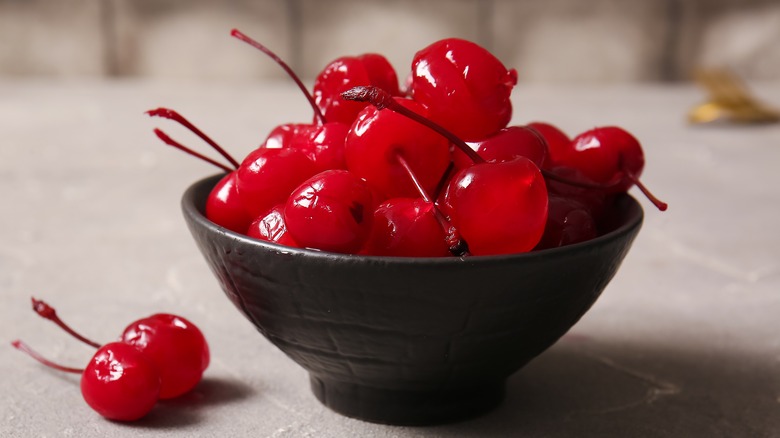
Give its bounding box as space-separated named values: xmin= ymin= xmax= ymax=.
xmin=492 ymin=0 xmax=670 ymax=83
xmin=0 ymin=0 xmax=105 ymax=77
xmin=299 ymin=0 xmax=483 ymax=81
xmin=111 ymin=0 xmax=292 ymax=81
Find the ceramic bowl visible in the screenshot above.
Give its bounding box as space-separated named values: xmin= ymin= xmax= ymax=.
xmin=181 ymin=174 xmax=643 ymax=425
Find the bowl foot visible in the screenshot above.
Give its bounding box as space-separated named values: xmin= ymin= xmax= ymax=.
xmin=309 ymin=375 xmax=505 ymax=425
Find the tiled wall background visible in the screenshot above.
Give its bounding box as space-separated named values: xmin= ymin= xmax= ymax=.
xmin=1 ymin=0 xmax=779 ymax=83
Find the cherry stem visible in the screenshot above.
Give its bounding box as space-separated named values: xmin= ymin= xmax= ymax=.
xmin=146 ymin=108 xmax=239 ymax=169
xmin=395 ymin=152 xmax=469 ymax=256
xmin=342 ymin=86 xmax=485 ymax=164
xmin=231 ymin=28 xmax=327 ymax=125
xmin=11 ymin=340 xmax=84 ymax=374
xmin=621 ymin=164 xmax=668 ymax=211
xmin=153 ymin=128 xmax=234 ymax=173
xmin=31 ymin=298 xmax=101 ymax=349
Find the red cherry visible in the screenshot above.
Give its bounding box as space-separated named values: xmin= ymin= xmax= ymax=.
xmin=343 ymin=85 xmax=548 ymax=255
xmin=285 ymin=170 xmax=376 ymax=254
xmin=410 ymin=38 xmax=517 ymax=141
xmin=313 ymin=53 xmax=400 ymax=124
xmin=121 ymin=314 xmax=210 ymax=400
xmin=12 ymin=339 xmax=161 ymax=422
xmin=236 ymin=147 xmax=318 ymax=218
xmin=557 ymin=126 xmax=667 ymax=210
xmin=206 ymin=171 xmax=254 ymax=234
xmin=263 ymin=123 xmax=311 ymax=149
xmin=81 ymin=342 xmax=162 ymax=421
xmin=444 ymin=158 xmax=548 ymax=255
xmin=284 ymin=122 xmax=349 ymax=172
xmin=535 ymin=196 xmax=598 ymax=250
xmin=246 ymin=204 xmax=299 ymax=247
xmin=363 ymin=198 xmax=450 ymax=257
xmin=527 ymin=122 xmax=570 ymax=167
xmin=345 ymin=97 xmax=450 ymax=199
xmin=455 ymin=125 xmax=548 ymax=170
xmin=30 ymin=298 xmax=210 ymax=401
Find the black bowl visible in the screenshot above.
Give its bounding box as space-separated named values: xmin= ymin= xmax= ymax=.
xmin=182 ymin=174 xmax=643 ymax=425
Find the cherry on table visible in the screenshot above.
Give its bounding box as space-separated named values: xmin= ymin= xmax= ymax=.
xmin=121 ymin=314 xmax=210 ymax=400
xmin=18 ymin=298 xmax=211 ymax=419
xmin=11 ymin=340 xmax=161 ymax=422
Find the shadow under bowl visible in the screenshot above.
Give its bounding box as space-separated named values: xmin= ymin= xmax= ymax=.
xmin=182 ymin=174 xmax=643 ymax=425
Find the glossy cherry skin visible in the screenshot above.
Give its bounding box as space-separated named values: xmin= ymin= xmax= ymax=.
xmin=313 ymin=53 xmax=400 ymax=125
xmin=246 ymin=204 xmax=299 ymax=247
xmin=285 ymin=170 xmax=376 ymax=254
xmin=444 ymin=157 xmax=548 ymax=255
xmin=527 ymin=122 xmax=570 ymax=167
xmin=121 ymin=314 xmax=209 ymax=400
xmin=205 ymin=171 xmax=254 ymax=234
xmin=557 ymin=126 xmax=645 ymax=193
xmin=363 ymin=198 xmax=450 ymax=257
xmin=285 ymin=122 xmax=349 ymax=173
xmin=535 ymin=196 xmax=597 ymax=250
xmin=81 ymin=342 xmax=161 ymax=422
xmin=236 ymin=147 xmax=318 ymax=218
xmin=454 ymin=125 xmax=548 ymax=170
xmin=345 ymin=98 xmax=451 ymax=200
xmin=262 ymin=123 xmax=310 ymax=149
xmin=410 ymin=38 xmax=517 ymax=141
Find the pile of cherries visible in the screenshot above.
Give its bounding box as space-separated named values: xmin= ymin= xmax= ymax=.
xmin=152 ymin=29 xmax=666 ymax=257
xmin=13 ymin=298 xmax=209 ymax=421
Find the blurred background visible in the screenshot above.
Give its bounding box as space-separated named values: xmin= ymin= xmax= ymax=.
xmin=1 ymin=0 xmax=779 ymax=83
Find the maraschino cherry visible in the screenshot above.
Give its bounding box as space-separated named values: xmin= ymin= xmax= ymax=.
xmin=14 ymin=298 xmax=210 ymax=420
xmin=13 ymin=340 xmax=161 ymax=422
xmin=313 ymin=53 xmax=401 ymax=125
xmin=344 ymin=96 xmax=451 ymax=200
xmin=284 ymin=169 xmax=376 ymax=254
xmin=410 ymin=38 xmax=518 ymax=141
xmin=343 ymin=85 xmax=549 ymax=255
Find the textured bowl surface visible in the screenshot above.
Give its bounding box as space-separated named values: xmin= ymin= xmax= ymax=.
xmin=182 ymin=174 xmax=644 ymax=425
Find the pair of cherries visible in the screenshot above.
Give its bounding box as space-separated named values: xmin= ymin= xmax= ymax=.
xmin=152 ymin=29 xmax=665 ymax=257
xmin=12 ymin=298 xmax=209 ymax=421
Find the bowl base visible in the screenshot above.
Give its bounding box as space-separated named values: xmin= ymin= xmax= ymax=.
xmin=310 ymin=375 xmax=505 ymax=425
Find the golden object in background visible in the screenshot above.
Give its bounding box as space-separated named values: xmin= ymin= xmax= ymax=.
xmin=689 ymin=68 xmax=779 ymax=124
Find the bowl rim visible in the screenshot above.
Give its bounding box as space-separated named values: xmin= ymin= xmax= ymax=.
xmin=182 ymin=173 xmax=644 ymax=265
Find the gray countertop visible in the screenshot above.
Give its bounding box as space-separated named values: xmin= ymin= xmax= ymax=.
xmin=1 ymin=80 xmax=778 ymax=437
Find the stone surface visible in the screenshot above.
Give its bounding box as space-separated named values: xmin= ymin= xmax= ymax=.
xmin=0 ymin=79 xmax=778 ymax=437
